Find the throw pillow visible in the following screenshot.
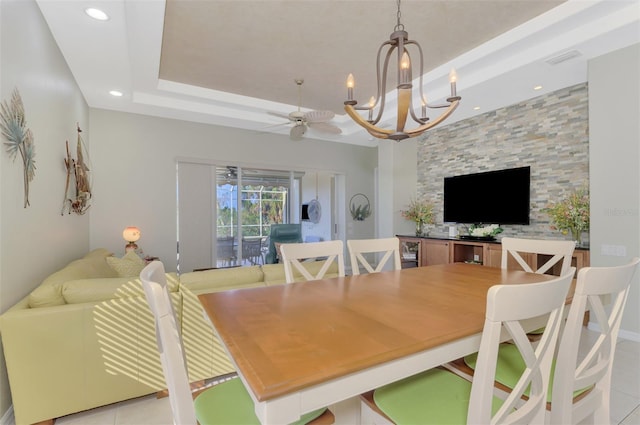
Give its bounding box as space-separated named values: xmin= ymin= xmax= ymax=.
xmin=106 ymin=251 xmax=146 ymax=277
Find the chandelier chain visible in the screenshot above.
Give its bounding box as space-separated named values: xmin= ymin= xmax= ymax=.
xmin=395 ymin=0 xmax=404 ymax=31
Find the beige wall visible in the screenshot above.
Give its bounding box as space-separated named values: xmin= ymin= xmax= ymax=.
xmin=88 ymin=109 xmax=378 ymax=272
xmin=0 ymin=0 xmax=90 ymax=417
xmin=588 ymin=43 xmax=640 ymax=337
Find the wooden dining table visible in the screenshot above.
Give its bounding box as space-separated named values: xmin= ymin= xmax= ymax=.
xmin=199 ymin=263 xmax=558 ymax=424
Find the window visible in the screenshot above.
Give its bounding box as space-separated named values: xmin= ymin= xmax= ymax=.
xmin=214 ymin=167 xmax=303 ymax=267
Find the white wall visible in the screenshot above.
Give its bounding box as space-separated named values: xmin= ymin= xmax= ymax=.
xmin=0 ymin=0 xmax=90 ymax=416
xmin=376 ymin=138 xmax=421 ymax=239
xmin=88 ymin=109 xmax=378 ymax=272
xmin=588 ymin=43 xmax=640 ymax=338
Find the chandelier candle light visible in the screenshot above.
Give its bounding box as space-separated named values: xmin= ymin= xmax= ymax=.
xmin=344 ymin=0 xmax=461 ymax=141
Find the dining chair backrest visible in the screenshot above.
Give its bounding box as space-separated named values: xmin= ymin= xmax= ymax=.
xmin=280 ymin=240 xmax=346 ymax=283
xmin=347 ymin=237 xmax=401 ymax=275
xmin=468 ymin=268 xmax=575 ymax=424
xmin=501 ymin=237 xmax=576 ymax=275
xmin=550 ymin=257 xmax=640 ymax=425
xmin=140 ymin=261 xmax=197 ymax=424
xmin=242 ymin=237 xmax=263 ymax=265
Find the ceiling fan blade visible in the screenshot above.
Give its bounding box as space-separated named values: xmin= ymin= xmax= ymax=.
xmin=304 ymin=110 xmax=335 ymax=123
xmin=267 ymin=111 xmax=291 ymax=121
xmin=260 ymin=122 xmax=290 ymax=132
xmin=308 ymin=121 xmax=342 ymax=135
xmin=290 ymin=124 xmax=307 ymax=141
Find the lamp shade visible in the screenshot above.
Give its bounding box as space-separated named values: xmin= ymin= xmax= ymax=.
xmin=122 ymin=226 xmax=141 ymax=243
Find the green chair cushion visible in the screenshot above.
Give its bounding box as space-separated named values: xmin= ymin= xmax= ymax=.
xmin=373 ymin=368 xmax=503 ymax=425
xmin=194 ymin=377 xmax=326 ymax=425
xmin=464 ymin=343 xmax=591 ymax=402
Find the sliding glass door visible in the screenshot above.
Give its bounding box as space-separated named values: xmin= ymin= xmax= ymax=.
xmin=177 ymin=161 xmax=338 ymax=273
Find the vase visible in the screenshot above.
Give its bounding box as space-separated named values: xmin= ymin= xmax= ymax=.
xmin=571 ymin=228 xmax=582 ymax=246
xmin=415 ymin=221 xmax=424 ymax=237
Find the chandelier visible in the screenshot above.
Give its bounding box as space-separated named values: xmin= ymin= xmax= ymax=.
xmin=344 ymin=0 xmax=461 ymax=141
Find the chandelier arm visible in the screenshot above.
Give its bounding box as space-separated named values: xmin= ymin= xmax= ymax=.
xmin=408 ymin=39 xmax=426 ymax=109
xmin=403 ymin=100 xmax=461 ymax=138
xmin=367 ymin=128 xmax=392 ymax=139
xmin=426 ymin=102 xmax=456 ymax=109
xmin=346 ymin=99 xmax=460 ymax=141
xmin=375 ymin=41 xmax=392 ymax=107
xmin=354 ymin=41 xmax=394 ymax=121
xmin=371 ymin=46 xmax=396 ymax=125
xmin=344 ymin=104 xmax=393 ymax=136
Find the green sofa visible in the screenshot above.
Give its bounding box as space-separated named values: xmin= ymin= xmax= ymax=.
xmin=0 ymin=249 xmax=339 ymax=425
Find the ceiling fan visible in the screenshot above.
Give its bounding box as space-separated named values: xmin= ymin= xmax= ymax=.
xmin=268 ymin=79 xmax=342 ymax=141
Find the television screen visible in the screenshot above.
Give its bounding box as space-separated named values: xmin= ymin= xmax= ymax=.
xmin=443 ymin=166 xmax=530 ymax=225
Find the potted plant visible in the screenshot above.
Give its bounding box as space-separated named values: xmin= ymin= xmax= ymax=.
xmin=401 ymin=198 xmax=435 ymax=236
xmin=544 ymin=187 xmax=590 ymax=245
xmin=467 ymin=224 xmax=503 ymax=240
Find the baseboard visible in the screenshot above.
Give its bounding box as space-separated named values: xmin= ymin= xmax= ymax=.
xmin=588 ymin=322 xmax=640 ymax=342
xmin=0 ymin=405 xmax=14 ymax=425
xmin=617 ymin=328 xmax=640 ymax=342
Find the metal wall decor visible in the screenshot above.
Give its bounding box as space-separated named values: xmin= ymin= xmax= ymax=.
xmin=0 ymin=88 xmax=36 ymax=208
xmin=62 ymin=124 xmax=92 ymax=215
xmin=349 ymin=193 xmax=371 ymax=221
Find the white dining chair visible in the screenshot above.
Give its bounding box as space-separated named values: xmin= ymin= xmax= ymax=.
xmin=459 ymin=259 xmax=640 ymax=425
xmin=347 ymin=237 xmax=401 ymax=275
xmin=550 ymin=257 xmax=640 ymax=424
xmin=280 ymin=240 xmax=345 ymax=283
xmin=360 ymin=269 xmax=574 ymax=425
xmin=500 ymin=237 xmax=577 ymax=340
xmin=140 ymin=261 xmax=332 ymax=425
xmin=501 ymin=237 xmax=576 ymax=275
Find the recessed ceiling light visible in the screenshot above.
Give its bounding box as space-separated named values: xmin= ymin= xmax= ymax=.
xmin=473 ymin=106 xmax=481 ymax=111
xmin=85 ymin=8 xmax=109 ymax=21
xmin=109 ymin=90 xmax=123 ymax=97
xmin=533 ymin=85 xmax=543 ymax=91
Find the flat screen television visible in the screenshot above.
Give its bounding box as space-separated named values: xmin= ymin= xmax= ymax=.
xmin=443 ymin=166 xmax=530 ymax=225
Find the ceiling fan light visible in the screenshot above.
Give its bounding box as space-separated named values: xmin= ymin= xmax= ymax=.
xmin=290 ymin=124 xmax=306 ymax=141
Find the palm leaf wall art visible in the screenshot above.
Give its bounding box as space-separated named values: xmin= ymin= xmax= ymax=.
xmin=62 ymin=124 xmax=92 ymax=215
xmin=0 ymin=88 xmax=36 ymax=208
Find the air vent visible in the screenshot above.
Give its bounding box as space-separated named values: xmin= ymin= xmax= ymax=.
xmin=545 ymin=50 xmax=582 ymax=65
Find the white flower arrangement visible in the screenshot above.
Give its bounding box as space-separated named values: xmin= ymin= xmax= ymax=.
xmin=469 ymin=224 xmax=503 ymax=237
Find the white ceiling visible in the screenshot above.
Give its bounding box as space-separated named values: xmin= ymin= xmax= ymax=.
xmin=36 ymin=0 xmax=640 ymax=147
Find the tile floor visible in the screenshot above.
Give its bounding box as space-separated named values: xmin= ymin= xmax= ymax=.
xmin=26 ymin=329 xmax=640 ymax=425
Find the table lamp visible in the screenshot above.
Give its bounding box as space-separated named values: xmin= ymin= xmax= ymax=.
xmin=122 ymin=226 xmax=141 ymax=253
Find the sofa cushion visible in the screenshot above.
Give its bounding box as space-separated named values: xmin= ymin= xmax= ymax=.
xmin=28 ymin=249 xmax=117 ymax=308
xmin=84 ymin=248 xmax=120 ymax=277
xmin=62 ymin=273 xmax=179 ymax=304
xmin=106 ymin=251 xmax=146 ymax=277
xmin=179 ymin=266 xmax=265 ymax=292
xmin=84 ymin=248 xmax=114 ymax=260
xmin=262 ymin=261 xmax=340 ymax=285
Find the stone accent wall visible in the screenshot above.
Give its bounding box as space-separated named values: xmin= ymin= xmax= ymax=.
xmin=417 ymin=83 xmax=589 ymax=241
